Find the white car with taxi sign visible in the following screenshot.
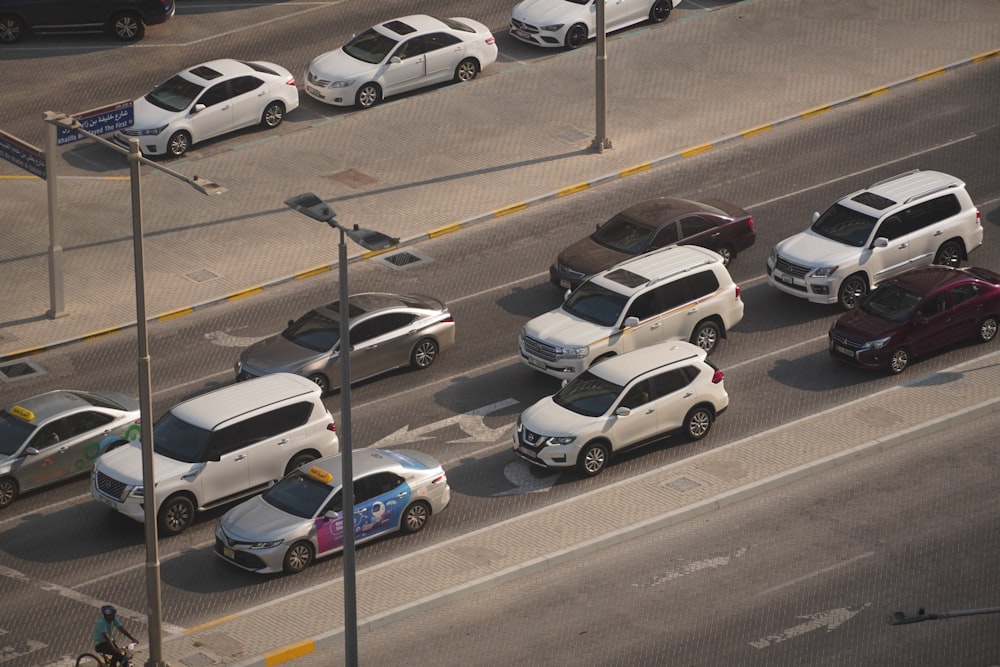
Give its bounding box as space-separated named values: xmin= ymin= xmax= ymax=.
xmin=215 ymin=448 xmax=450 ymax=574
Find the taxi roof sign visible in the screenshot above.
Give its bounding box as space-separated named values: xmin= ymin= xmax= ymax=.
xmin=9 ymin=405 xmax=35 ymax=422
xmin=307 ymin=466 xmax=333 ymax=483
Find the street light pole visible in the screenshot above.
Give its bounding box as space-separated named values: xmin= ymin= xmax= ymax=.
xmin=591 ymin=0 xmax=612 ymax=152
xmin=283 ymin=193 xmax=397 ymax=667
xmin=42 ymin=112 xmax=224 ymax=667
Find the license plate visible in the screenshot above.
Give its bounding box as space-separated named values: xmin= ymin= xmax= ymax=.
xmin=527 ymin=357 xmax=545 ymax=369
xmin=306 ymin=85 xmax=323 ymax=99
xmin=224 ymin=547 xmax=234 ymax=559
xmin=100 ymin=496 xmax=115 ymax=508
xmin=774 ymin=271 xmax=795 ymax=285
xmin=559 ymin=279 xmax=571 ymax=289
xmin=834 ymin=344 xmax=854 ymax=356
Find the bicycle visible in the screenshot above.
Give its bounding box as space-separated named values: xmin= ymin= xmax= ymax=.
xmin=76 ymin=641 xmax=138 ymax=667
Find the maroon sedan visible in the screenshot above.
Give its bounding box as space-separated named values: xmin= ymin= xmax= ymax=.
xmin=549 ymin=197 xmax=755 ymax=290
xmin=828 ymin=265 xmax=1000 ymax=374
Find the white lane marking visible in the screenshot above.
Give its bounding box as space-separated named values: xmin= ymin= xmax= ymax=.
xmin=632 ymin=547 xmax=748 ymax=588
xmin=749 ymin=603 xmax=871 ymax=649
xmin=369 ymin=399 xmax=517 ymax=448
xmin=204 ymin=330 xmax=268 ymax=347
xmin=757 ymin=551 xmax=876 ymax=596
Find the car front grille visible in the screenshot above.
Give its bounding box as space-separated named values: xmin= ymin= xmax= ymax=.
xmin=511 ymin=18 xmax=539 ymax=33
xmin=96 ymin=471 xmax=128 ymax=501
xmin=306 ymin=70 xmax=331 ymax=87
xmin=515 ymin=426 xmax=545 ymax=455
xmin=522 ymin=335 xmax=558 ymax=362
xmin=774 ymin=255 xmax=811 ymax=278
xmin=829 ymin=332 xmax=863 ymax=351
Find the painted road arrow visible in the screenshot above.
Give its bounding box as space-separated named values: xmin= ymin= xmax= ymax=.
xmin=750 ymin=603 xmax=871 ymax=649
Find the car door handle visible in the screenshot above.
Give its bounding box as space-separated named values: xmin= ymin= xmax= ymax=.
xmin=234 ymin=454 xmax=246 ymax=461
xmin=396 ymin=492 xmax=408 ymax=498
xmin=897 ymin=243 xmax=908 ymax=249
xmin=683 ymin=392 xmax=693 ymax=398
xmin=277 ymin=439 xmax=289 ymax=446
xmin=933 ymin=230 xmax=943 ymax=236
xmin=650 ymin=322 xmax=661 ymax=329
xmin=221 ymin=105 xmax=231 ymax=110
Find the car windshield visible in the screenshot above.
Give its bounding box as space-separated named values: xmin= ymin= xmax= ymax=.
xmin=70 ymin=391 xmax=127 ymax=411
xmin=144 ymin=74 xmax=205 ymax=113
xmin=562 ymin=282 xmax=628 ymax=327
xmin=811 ymin=203 xmax=879 ymax=247
xmin=860 ymin=283 xmax=922 ymax=322
xmin=284 ymin=310 xmax=340 ymax=352
xmin=0 ymin=411 xmax=34 ymax=456
xmin=591 ymin=215 xmax=654 ymax=255
xmin=151 ymin=411 xmax=213 ymax=463
xmin=343 ymin=28 xmax=399 ymax=64
xmin=553 ymin=371 xmax=624 ymax=417
xmin=262 ymin=470 xmax=334 ymax=519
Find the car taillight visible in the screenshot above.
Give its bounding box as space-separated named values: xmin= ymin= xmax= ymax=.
xmin=735 ymin=284 xmax=741 ymax=300
xmin=431 ymin=474 xmax=446 ymax=484
xmin=976 ymin=209 xmax=981 ymax=225
xmin=747 ymin=216 xmax=754 ymax=230
xmin=486 ymin=36 xmax=496 ymax=45
xmin=286 ymin=77 xmax=297 ymax=86
xmin=711 ymin=369 xmax=724 ymax=384
xmin=327 ymin=422 xmax=337 ymax=433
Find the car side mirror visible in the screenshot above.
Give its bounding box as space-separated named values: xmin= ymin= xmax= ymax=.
xmin=872 ymin=237 xmax=889 ymax=249
xmin=563 ymin=288 xmax=572 ymax=301
xmin=192 ymin=103 xmax=206 ymax=114
xmin=25 ymin=447 xmax=40 ymax=456
xmin=390 ymin=56 xmax=401 ymax=64
xmin=622 ymin=316 xmax=640 ymax=329
xmin=288 ymin=319 xmax=294 ymax=327
xmin=615 ymin=406 xmax=631 ymax=417
xmin=811 ymin=211 xmax=820 ymax=223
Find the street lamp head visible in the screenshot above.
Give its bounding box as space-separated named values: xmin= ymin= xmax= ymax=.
xmin=346 ymin=224 xmax=399 ymax=251
xmin=284 ymin=192 xmax=336 ymax=223
xmin=886 ymin=609 xmax=929 ymax=625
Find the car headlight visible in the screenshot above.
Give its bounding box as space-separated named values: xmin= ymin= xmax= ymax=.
xmin=249 ymin=539 xmax=284 ymax=549
xmin=331 ymin=80 xmax=355 ymax=88
xmin=541 ymin=23 xmax=565 ymax=31
xmin=557 ymin=345 xmax=589 ymax=359
xmin=122 ymin=125 xmax=168 ymax=137
xmin=865 ymin=336 xmax=892 ymax=351
xmin=810 ymin=265 xmax=839 ymax=278
xmin=129 ymin=486 xmax=144 ymax=498
xmin=545 ymin=435 xmax=576 ymax=446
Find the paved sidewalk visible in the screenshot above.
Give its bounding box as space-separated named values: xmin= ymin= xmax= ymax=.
xmin=2 ymin=0 xmax=999 ymax=359
xmin=145 ymin=352 xmax=1000 ymax=667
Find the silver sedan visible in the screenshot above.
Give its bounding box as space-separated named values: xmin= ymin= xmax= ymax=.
xmin=215 ymin=448 xmax=451 ymax=574
xmin=235 ymin=292 xmax=456 ymax=393
xmin=0 ymin=390 xmax=141 ymax=509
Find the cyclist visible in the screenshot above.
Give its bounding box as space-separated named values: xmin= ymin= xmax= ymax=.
xmin=92 ymin=605 xmax=138 ymax=667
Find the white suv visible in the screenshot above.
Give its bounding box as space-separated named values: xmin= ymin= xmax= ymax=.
xmin=766 ymin=170 xmax=983 ymax=309
xmin=91 ymin=373 xmax=339 ymax=535
xmin=513 ymin=341 xmax=729 ymax=476
xmin=519 ymin=245 xmax=743 ymax=379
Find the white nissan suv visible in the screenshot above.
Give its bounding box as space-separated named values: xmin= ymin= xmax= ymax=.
xmin=766 ymin=170 xmax=983 ymax=309
xmin=519 ymin=245 xmax=743 ymax=380
xmin=513 ymin=341 xmax=729 ymax=476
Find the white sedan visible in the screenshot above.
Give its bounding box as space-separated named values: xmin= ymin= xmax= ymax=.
xmin=510 ymin=0 xmax=678 ymax=49
xmin=113 ymin=59 xmax=299 ymax=157
xmin=304 ymin=14 xmax=497 ymax=109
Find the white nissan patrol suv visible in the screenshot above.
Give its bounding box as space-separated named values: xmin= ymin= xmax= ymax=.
xmin=766 ymin=170 xmax=983 ymax=309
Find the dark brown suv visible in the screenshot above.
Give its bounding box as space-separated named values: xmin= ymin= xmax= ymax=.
xmin=0 ymin=0 xmax=174 ymax=43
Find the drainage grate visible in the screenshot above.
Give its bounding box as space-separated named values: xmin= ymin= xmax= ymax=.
xmin=0 ymin=358 xmax=46 ymax=383
xmin=663 ymin=477 xmax=701 ymax=493
xmin=378 ymin=249 xmax=430 ymax=270
xmin=186 ymin=269 xmax=219 ymax=283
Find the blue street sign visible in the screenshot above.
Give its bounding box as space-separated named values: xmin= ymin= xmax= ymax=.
xmin=57 ymin=100 xmax=134 ymax=146
xmin=0 ymin=130 xmax=45 ymax=179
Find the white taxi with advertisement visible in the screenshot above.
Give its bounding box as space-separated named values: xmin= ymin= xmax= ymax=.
xmin=215 ymin=448 xmax=450 ymax=574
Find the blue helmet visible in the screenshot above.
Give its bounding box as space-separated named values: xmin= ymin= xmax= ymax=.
xmin=101 ymin=605 xmax=117 ymax=617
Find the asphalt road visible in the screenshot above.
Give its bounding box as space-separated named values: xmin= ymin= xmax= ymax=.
xmin=1 ymin=5 xmax=1000 ymax=666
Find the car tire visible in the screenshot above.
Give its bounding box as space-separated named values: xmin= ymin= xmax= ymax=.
xmin=888 ymin=348 xmax=910 ymax=374
xmin=307 ymin=373 xmax=330 ymax=394
xmin=565 ymin=23 xmax=588 ymax=49
xmin=283 ymin=541 xmax=314 ymax=574
xmin=837 ymin=273 xmax=868 ymax=310
xmin=158 ymin=495 xmax=195 ymax=536
xmin=110 ymin=12 xmax=144 ymax=42
xmin=690 ymin=319 xmax=721 ymax=354
xmin=401 ymin=501 xmax=431 ymax=534
xmin=576 ymin=441 xmax=609 ymax=477
xmin=356 ymin=83 xmax=382 ymax=109
xmin=285 ymin=452 xmax=318 ymax=476
xmin=167 ymin=131 xmax=191 ymax=158
xmin=683 ymin=405 xmax=714 ymax=441
xmin=0 ymin=477 xmax=18 ymax=509
xmin=649 ymin=0 xmax=673 ymax=23
xmin=933 ymin=240 xmax=963 ymax=268
xmin=410 ymin=338 xmax=439 ymax=370
xmin=454 ymin=58 xmax=479 ymax=83
xmin=0 ymin=15 xmax=25 ymax=44
xmin=717 ymin=244 xmax=735 ymax=267
xmin=977 ymin=316 xmax=999 ymax=343
xmin=260 ymin=101 xmax=286 ymax=128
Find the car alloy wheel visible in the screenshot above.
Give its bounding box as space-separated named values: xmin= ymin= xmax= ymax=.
xmin=691 ymin=320 xmax=721 ymax=354
xmin=684 ymin=406 xmax=714 ymax=441
xmin=978 ymin=316 xmax=999 ymax=343
xmin=650 ymin=0 xmax=673 ymax=22
xmin=411 ymin=338 xmax=439 ymax=369
xmin=576 ymin=441 xmax=609 ymax=476
xmin=455 ymin=58 xmax=478 ymax=82
xmin=933 ymin=240 xmax=963 ymax=268
xmin=888 ymin=348 xmax=910 ymax=374
xmin=837 ymin=274 xmax=868 ymax=310
xmin=158 ymin=495 xmax=194 ymax=535
xmin=261 ymin=102 xmax=285 ymax=128
xmin=356 ymin=83 xmax=381 ymax=109
xmin=283 ymin=541 xmax=314 ymax=574
xmin=402 ymin=501 xmax=430 ymax=533
xmin=565 ymin=23 xmax=588 ymax=49
xmin=168 ymin=131 xmax=191 ymax=157
xmin=111 ymin=12 xmax=144 ymax=42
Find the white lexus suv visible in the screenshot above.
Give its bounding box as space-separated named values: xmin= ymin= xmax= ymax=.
xmin=766 ymin=170 xmax=983 ymax=309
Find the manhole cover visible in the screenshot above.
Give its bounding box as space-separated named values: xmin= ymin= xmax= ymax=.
xmin=186 ymin=269 xmax=219 ymax=283
xmin=327 ymin=168 xmax=378 ymax=189
xmin=663 ymin=477 xmax=701 ymax=493
xmin=0 ymin=358 xmax=46 ymax=383
xmin=378 ymin=249 xmax=429 ymax=270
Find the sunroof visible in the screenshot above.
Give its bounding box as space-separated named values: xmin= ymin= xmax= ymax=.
xmin=188 ymin=66 xmax=224 ymax=81
xmin=384 ymin=20 xmax=417 ymax=35
xmin=604 ymin=268 xmax=648 ymax=288
xmin=851 ymin=192 xmax=896 ymax=210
